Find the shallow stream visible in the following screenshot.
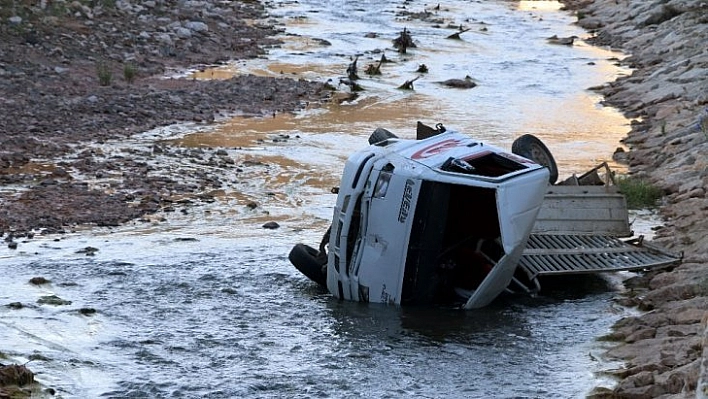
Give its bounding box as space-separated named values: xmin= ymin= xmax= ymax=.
xmin=0 ymin=1 xmax=642 ymax=397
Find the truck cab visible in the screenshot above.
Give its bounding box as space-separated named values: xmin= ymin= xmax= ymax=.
xmin=324 ymin=129 xmax=549 ymax=308
xmin=289 ymin=126 xmax=681 ymax=308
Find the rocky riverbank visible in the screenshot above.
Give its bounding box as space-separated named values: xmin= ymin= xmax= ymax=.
xmin=0 ymin=0 xmax=331 ymax=239
xmin=561 ymin=0 xmax=708 ymax=397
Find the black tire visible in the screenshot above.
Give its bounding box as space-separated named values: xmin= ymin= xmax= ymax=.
xmin=511 ymin=134 xmax=559 ymax=184
xmin=368 ymin=127 xmax=398 ymax=145
xmin=289 ymin=244 xmax=327 ymax=287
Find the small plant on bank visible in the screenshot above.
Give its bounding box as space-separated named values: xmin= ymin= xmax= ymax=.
xmin=100 ymin=0 xmax=117 ymax=8
xmin=616 ymin=175 xmax=664 ymax=209
xmin=96 ymin=62 xmax=112 ymax=86
xmin=123 ymin=62 xmax=136 ymax=84
xmin=48 ymin=1 xmax=68 ymax=17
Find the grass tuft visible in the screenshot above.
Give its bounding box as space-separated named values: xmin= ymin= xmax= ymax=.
xmin=616 ymin=175 xmax=664 ymax=209
xmin=96 ymin=62 xmax=112 ymax=86
xmin=123 ymin=62 xmax=136 ymax=84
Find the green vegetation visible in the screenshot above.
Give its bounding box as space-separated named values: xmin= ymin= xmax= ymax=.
xmin=123 ymin=62 xmax=136 ymax=84
xmin=616 ymin=175 xmax=664 ymax=209
xmin=47 ymin=1 xmax=68 ymax=17
xmin=96 ymin=62 xmax=112 ymax=86
xmin=0 ymin=0 xmax=21 ymax=19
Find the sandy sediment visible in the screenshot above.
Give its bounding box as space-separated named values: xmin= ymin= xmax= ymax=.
xmin=561 ymin=0 xmax=708 ymax=397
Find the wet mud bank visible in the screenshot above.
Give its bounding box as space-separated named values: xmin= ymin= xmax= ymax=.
xmin=0 ymin=0 xmax=331 ymax=239
xmin=562 ymin=0 xmax=708 ymax=397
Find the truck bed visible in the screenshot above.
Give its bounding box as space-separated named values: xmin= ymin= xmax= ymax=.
xmin=517 ymin=166 xmax=681 ymax=291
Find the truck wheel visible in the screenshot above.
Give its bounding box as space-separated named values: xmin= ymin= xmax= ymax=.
xmin=512 ymin=134 xmax=558 ymax=184
xmin=368 ymin=127 xmax=398 ymax=145
xmin=289 ymin=244 xmax=327 ymax=287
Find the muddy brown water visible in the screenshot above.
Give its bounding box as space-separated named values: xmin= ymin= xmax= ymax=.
xmin=0 ymin=1 xmax=652 ymax=397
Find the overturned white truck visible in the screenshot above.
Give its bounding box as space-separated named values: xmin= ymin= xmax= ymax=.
xmin=289 ymin=123 xmax=680 ymax=309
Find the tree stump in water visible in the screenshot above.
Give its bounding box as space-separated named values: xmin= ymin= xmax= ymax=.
xmin=339 ymin=78 xmax=363 ymax=92
xmin=398 ymin=75 xmax=421 ymax=90
xmin=416 ymin=64 xmax=429 ymax=73
xmin=365 ymin=62 xmax=382 ymax=75
xmin=393 ymin=28 xmax=416 ymax=54
xmin=346 ymin=56 xmax=359 ymax=81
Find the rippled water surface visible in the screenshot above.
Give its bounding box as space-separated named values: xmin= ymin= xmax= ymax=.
xmin=0 ymin=0 xmax=637 ymax=397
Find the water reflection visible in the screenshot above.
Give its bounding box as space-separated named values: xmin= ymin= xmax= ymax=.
xmin=315 ymin=283 xmax=620 ymax=397
xmin=517 ymin=0 xmax=564 ymax=12
xmin=323 ymin=271 xmax=616 ymax=346
xmin=183 ymin=0 xmax=631 ymax=180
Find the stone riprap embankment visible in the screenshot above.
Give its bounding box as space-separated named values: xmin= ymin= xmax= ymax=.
xmin=0 ymin=0 xmax=331 ymax=237
xmin=562 ymin=1 xmax=708 ymax=398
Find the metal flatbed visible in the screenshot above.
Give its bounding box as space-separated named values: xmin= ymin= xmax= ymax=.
xmin=518 ymin=234 xmax=681 ymax=290
xmin=514 ymin=163 xmax=682 ymax=292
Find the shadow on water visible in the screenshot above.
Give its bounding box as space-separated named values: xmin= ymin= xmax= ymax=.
xmin=324 ymin=298 xmax=525 ymax=342
xmin=318 ymin=272 xmax=617 ymax=344
xmin=287 ymin=275 xmax=624 ymax=398
xmin=532 ymin=273 xmax=620 ymax=299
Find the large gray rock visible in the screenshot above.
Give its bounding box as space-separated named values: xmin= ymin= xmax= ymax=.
xmin=184 ymin=21 xmax=208 ymax=32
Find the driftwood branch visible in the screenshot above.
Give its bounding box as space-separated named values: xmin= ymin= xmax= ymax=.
xmin=447 ymin=28 xmax=471 ymax=40
xmin=398 ymin=75 xmax=421 ymax=90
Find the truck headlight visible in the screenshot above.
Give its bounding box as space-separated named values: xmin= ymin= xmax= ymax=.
xmin=373 ymin=171 xmax=392 ymax=198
